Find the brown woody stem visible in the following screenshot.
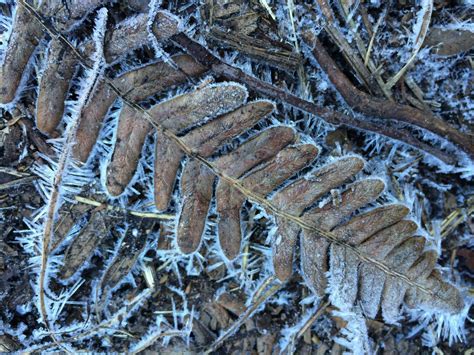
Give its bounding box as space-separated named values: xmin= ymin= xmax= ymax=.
xmin=170 ymin=33 xmax=460 ymax=164
xmin=302 ymin=32 xmax=474 ymax=158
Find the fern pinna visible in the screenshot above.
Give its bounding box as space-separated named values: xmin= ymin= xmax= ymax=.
xmin=0 ymin=0 xmax=469 ymax=353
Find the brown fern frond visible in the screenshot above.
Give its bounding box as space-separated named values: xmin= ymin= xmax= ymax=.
xmin=4 ymin=1 xmax=468 ymax=351
xmin=272 ymin=169 xmax=464 ymax=322
xmin=177 ymin=126 xmax=297 ymax=254
xmin=0 ymin=2 xmax=181 ymax=135
xmin=56 ymin=74 xmax=464 ymax=325
xmin=38 ymin=47 xmax=463 ymax=324
xmin=107 ymin=83 xmax=252 ymax=198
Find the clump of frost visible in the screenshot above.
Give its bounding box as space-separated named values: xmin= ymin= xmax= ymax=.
xmin=407 ymin=298 xmax=472 ymax=347
xmin=0 ymin=1 xmax=14 ymax=62
xmin=425 ymin=220 xmax=443 ymax=255
xmin=333 ymin=307 xmax=372 ymax=354
xmin=129 ymin=286 xmax=193 ymax=352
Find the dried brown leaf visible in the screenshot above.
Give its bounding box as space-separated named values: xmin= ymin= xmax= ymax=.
xmin=60 ymin=211 xmax=108 ymax=279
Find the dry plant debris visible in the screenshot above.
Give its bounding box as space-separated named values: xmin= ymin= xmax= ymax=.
xmin=0 ymin=0 xmax=472 ymax=353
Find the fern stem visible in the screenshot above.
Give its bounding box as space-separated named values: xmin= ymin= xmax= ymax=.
xmin=24 ymin=3 xmax=107 ymax=348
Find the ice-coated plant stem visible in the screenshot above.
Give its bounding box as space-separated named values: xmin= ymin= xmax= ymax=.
xmin=35 ymin=7 xmax=107 ymax=342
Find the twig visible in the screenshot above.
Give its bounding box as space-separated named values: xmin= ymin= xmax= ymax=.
xmin=348 ymin=2 xmax=429 ymax=109
xmin=170 ymin=32 xmax=455 ymax=164
xmin=404 ymin=76 xmax=432 ymax=111
xmin=207 ymin=28 xmax=301 ymax=71
xmin=331 ymin=0 xmax=392 ymax=99
xmin=0 ymin=167 xmax=30 ymax=177
xmin=18 ymin=3 xmax=106 ymax=350
xmin=74 ymin=196 xmax=175 ymax=220
xmin=258 ymin=0 xmax=276 ymax=20
xmin=364 ymin=11 xmax=384 ymax=67
xmin=130 ymin=330 xmax=188 ymax=354
xmin=434 ymin=205 xmax=474 ymax=239
xmin=385 ymin=0 xmax=433 ymax=89
xmin=315 ymin=0 xmax=383 ymax=96
xmin=0 ymin=176 xmax=37 ymax=191
xmin=251 ymin=275 xmax=276 ymax=302
xmin=302 ymin=32 xmax=474 ymax=158
xmin=286 ymin=0 xmax=299 ymax=52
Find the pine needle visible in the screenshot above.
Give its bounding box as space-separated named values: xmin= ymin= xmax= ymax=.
xmin=385 ymin=0 xmax=433 ymax=89
xmin=259 ymin=0 xmax=276 ymax=20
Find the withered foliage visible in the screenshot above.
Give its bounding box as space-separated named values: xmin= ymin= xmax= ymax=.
xmin=0 ymin=0 xmax=470 ymax=352
xmin=55 ymin=78 xmax=463 ymax=323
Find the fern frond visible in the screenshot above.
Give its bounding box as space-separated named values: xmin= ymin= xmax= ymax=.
xmin=4 ymin=1 xmax=470 ymax=352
